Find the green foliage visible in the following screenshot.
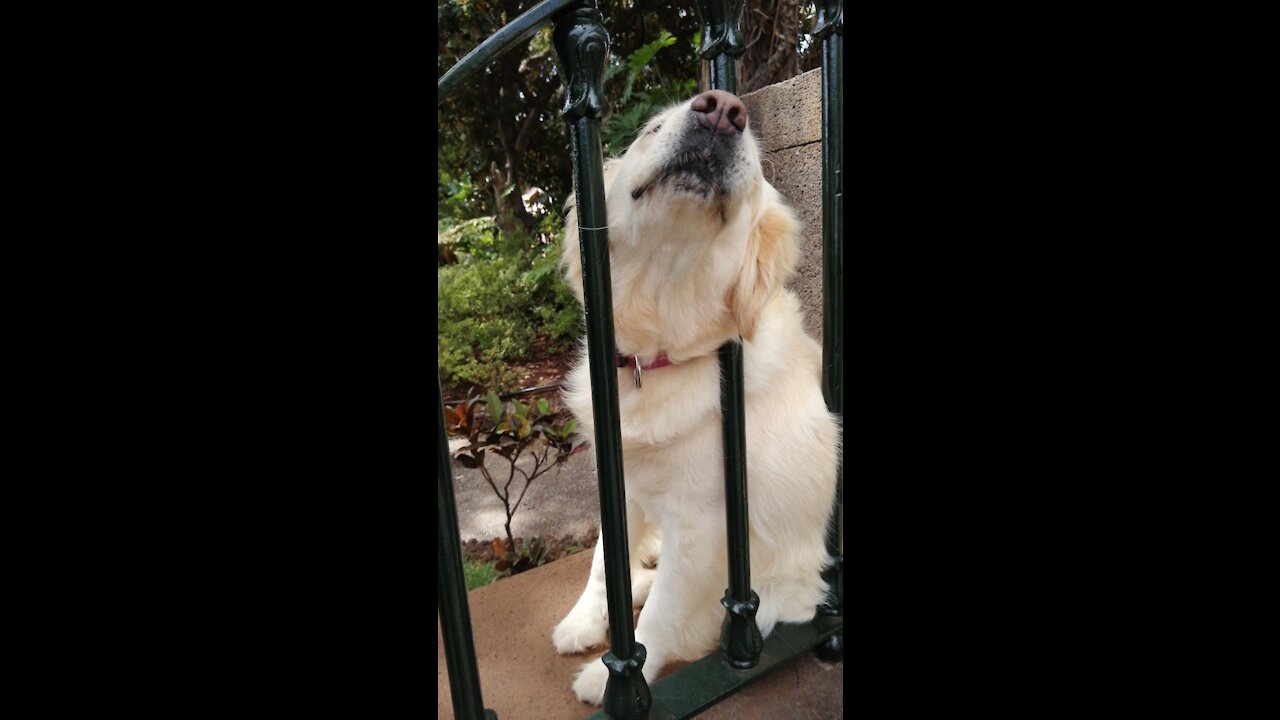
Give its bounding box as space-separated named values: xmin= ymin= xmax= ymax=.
xmin=438 ymin=2 xmax=702 ymax=217
xmin=438 ymin=216 xmax=498 ymax=260
xmin=600 ymin=77 xmax=698 ymax=157
xmin=520 ymin=241 xmax=580 ymax=342
xmin=623 ymin=30 xmax=677 ymax=103
xmin=464 ymin=559 xmax=499 ymax=591
xmin=438 ymin=166 xmax=480 ymax=222
xmin=520 ymin=536 xmax=551 ymax=568
xmin=600 ymin=29 xmax=698 ymax=157
xmin=438 ymin=217 xmax=580 ymax=394
xmin=439 ymin=3 xmax=570 ymax=220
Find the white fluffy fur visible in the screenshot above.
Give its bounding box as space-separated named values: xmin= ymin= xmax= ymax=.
xmin=550 ymin=97 xmax=840 ymax=706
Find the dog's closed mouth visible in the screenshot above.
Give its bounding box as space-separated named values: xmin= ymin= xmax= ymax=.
xmin=632 ymin=148 xmax=725 ymax=200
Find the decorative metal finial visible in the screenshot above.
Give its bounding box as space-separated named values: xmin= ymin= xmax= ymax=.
xmin=553 ymin=1 xmax=611 ymax=121
xmin=694 ymin=0 xmax=747 ymax=60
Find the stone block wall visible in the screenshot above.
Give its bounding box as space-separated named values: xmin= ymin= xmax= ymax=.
xmin=741 ymin=68 xmax=826 ymax=345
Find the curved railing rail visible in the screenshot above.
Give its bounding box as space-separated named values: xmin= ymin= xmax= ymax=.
xmin=437 ymin=0 xmax=576 ymax=106
xmin=437 ymin=2 xmax=843 ymax=718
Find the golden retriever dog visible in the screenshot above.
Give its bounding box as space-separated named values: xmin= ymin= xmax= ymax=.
xmin=552 ymin=90 xmax=840 ymax=705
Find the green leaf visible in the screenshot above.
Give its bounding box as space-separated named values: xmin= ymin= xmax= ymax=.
xmin=536 ymin=398 xmax=550 ymax=416
xmin=562 ymin=418 xmax=577 ymax=436
xmin=486 ymin=390 xmax=503 ymax=423
xmin=603 ymin=59 xmax=626 ymax=85
xmin=628 ymin=30 xmax=676 ymax=77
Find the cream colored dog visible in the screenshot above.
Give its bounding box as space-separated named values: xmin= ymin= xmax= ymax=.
xmin=552 ymin=90 xmax=840 ymax=706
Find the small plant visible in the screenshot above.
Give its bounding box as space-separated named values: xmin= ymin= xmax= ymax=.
xmin=445 ymin=390 xmax=584 ymax=575
xmin=521 ymin=535 xmax=551 ymax=568
xmin=464 ymin=559 xmax=499 ymax=591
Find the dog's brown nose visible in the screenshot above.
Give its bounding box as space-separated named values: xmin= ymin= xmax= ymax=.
xmin=691 ymin=90 xmax=747 ymax=134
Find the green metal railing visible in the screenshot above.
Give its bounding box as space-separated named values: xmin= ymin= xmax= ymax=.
xmin=437 ymin=2 xmax=842 ymax=718
xmin=814 ymin=0 xmax=844 ymax=663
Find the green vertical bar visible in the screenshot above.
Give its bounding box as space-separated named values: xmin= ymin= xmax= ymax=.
xmin=554 ymin=3 xmax=650 ymax=718
xmin=694 ymin=0 xmax=761 ymax=671
xmin=710 ymin=54 xmax=736 ymax=94
xmin=571 ymin=117 xmax=637 ymax=656
xmin=437 ymin=376 xmax=498 ymax=720
xmin=815 ymin=0 xmax=844 ymax=664
xmin=717 ymin=342 xmax=763 ymax=668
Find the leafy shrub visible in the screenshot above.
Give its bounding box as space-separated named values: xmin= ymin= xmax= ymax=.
xmin=438 ymin=216 xmax=498 ymax=262
xmin=438 ymin=253 xmax=535 ymax=392
xmin=438 ymin=217 xmax=581 ymax=394
xmin=438 ymin=167 xmax=480 ymax=223
xmin=519 ymin=242 xmax=580 ymax=344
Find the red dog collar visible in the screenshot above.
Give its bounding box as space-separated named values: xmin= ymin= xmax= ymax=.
xmin=614 ymin=352 xmax=674 ymax=370
xmin=615 ymin=352 xmax=674 ymax=389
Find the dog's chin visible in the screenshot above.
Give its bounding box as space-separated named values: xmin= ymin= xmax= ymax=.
xmin=632 ymin=167 xmax=753 ymax=222
xmin=660 ymin=171 xmax=720 ymax=198
xmin=632 ymin=166 xmax=718 ymax=200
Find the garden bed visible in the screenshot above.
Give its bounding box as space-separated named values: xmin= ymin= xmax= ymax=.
xmin=461 ymin=531 xmax=599 ymax=592
xmin=461 ymin=529 xmax=598 ymax=567
xmin=440 ymin=333 xmax=574 ymax=406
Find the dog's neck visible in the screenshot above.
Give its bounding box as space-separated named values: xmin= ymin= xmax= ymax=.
xmin=615 ymin=352 xmax=674 ymax=370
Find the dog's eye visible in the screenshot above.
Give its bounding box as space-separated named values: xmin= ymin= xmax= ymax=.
xmin=650 ymin=124 xmax=662 ymax=134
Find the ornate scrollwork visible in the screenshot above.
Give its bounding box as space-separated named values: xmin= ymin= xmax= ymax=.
xmin=694 ymin=0 xmax=747 ymax=60
xmin=814 ymin=0 xmax=844 ymax=40
xmin=553 ymin=2 xmax=611 ymax=121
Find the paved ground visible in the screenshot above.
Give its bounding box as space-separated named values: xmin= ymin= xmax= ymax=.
xmin=448 ymin=437 xmax=601 ymax=542
xmin=438 ymin=550 xmax=845 ymax=720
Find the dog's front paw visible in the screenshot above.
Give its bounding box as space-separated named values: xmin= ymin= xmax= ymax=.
xmin=552 ymin=606 xmax=608 ymax=655
xmin=573 ymin=657 xmax=610 ymax=706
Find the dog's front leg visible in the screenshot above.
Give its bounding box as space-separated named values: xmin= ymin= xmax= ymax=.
xmin=552 ymin=501 xmax=657 ymax=655
xmin=572 ymin=525 xmax=725 ymax=706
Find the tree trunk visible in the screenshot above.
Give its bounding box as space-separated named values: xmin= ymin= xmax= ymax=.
xmin=489 ymin=160 xmax=535 ymax=243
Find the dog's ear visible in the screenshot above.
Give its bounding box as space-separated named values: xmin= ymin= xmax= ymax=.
xmin=729 ymin=191 xmax=799 ymax=341
xmin=560 ymin=158 xmax=621 ymax=302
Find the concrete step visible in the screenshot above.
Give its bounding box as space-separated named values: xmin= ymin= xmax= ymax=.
xmin=438 ymin=551 xmax=843 ymax=719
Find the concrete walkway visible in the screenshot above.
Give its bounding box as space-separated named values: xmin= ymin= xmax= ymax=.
xmin=448 ymin=437 xmax=601 ymax=542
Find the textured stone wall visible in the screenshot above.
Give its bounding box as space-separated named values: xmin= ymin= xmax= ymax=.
xmin=741 ymin=68 xmax=825 ymax=345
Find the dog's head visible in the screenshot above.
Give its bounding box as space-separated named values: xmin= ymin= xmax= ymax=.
xmin=563 ymin=90 xmax=798 ymax=356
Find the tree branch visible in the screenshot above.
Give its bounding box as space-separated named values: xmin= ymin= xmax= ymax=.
xmin=479 ymin=463 xmax=506 ymax=504
xmin=511 ymin=442 xmax=549 ymax=517
xmin=502 ymin=449 xmax=518 ymax=499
